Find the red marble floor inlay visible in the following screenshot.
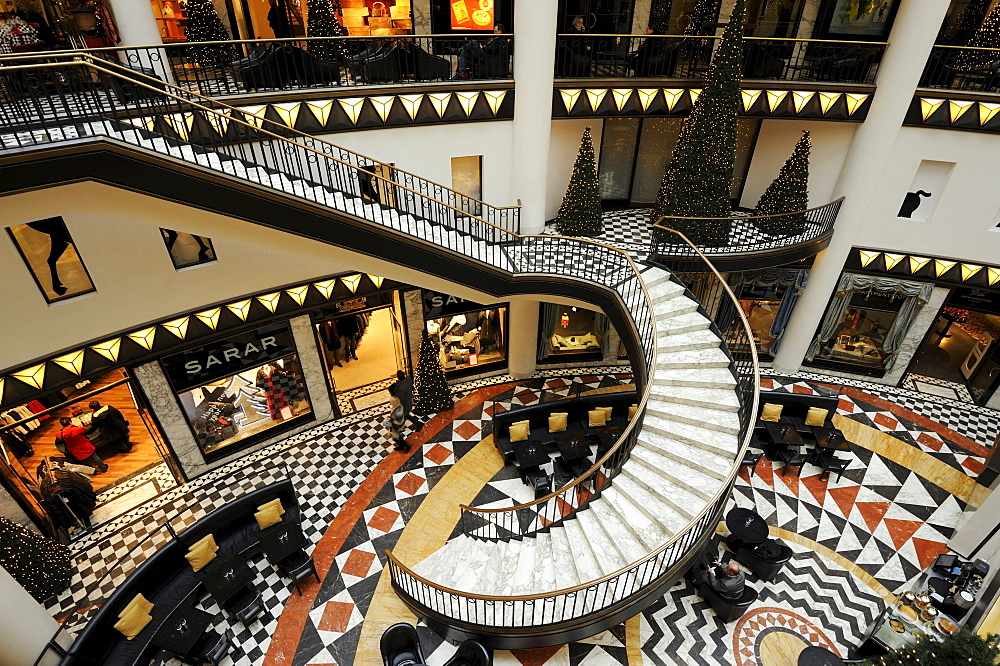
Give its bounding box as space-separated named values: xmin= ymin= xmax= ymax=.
xmin=775 ymin=467 xmax=800 ymax=497
xmin=759 ymin=377 xmax=775 ymax=389
xmin=827 ymin=485 xmax=861 ymax=519
xmin=483 ymin=403 xmax=505 ymax=417
xmin=341 ymin=549 xmax=376 ymax=578
xmin=837 ymin=397 xmax=855 ymax=413
xmin=395 ymin=471 xmax=426 ymax=496
xmin=873 ymin=412 xmax=899 ymax=430
xmin=424 ymin=443 xmax=453 ymax=465
xmin=545 ymin=378 xmax=569 ymax=388
xmin=367 ymin=506 xmax=401 ymax=532
xmin=916 ymin=431 xmax=944 ymax=452
xmin=317 ymin=601 xmax=355 ymax=633
xmin=557 ymin=497 xmax=574 ymax=517
xmin=799 ymin=473 xmax=828 ymax=507
xmin=792 ymin=383 xmax=815 ymax=394
xmin=883 ymin=518 xmax=923 ymax=550
xmin=855 ymin=501 xmax=891 ymax=532
xmin=453 ymin=420 xmax=482 ymax=440
xmin=510 ymin=646 xmax=564 ymax=665
xmin=912 ymin=537 xmax=951 ymax=570
xmin=963 ymin=458 xmax=986 ymax=474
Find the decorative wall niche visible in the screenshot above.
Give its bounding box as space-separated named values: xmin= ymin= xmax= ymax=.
xmin=897 ymin=160 xmax=954 ymax=221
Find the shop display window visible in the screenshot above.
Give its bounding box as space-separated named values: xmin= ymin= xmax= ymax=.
xmin=539 ymin=304 xmax=606 ymax=361
xmin=813 ymin=293 xmax=902 ymax=369
xmin=161 ymin=228 xmax=217 ymax=269
xmin=426 ymin=308 xmax=506 ymax=373
xmin=7 ymin=216 xmax=95 ymax=303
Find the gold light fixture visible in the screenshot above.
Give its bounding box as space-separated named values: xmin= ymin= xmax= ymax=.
xmin=908 ymin=256 xmax=931 ymax=273
xmin=369 ymin=96 xmax=395 ymax=122
xmin=636 ymin=89 xmax=658 ymax=111
xmin=960 ymin=264 xmax=982 ymax=281
xmin=128 ymin=327 xmax=157 ymax=351
xmin=792 ymin=91 xmax=814 ymax=113
xmin=817 ymin=92 xmax=841 ymax=115
xmin=162 ymin=317 xmax=190 ymax=339
xmin=368 ymin=274 xmax=385 ymax=288
xmin=53 ymin=350 xmax=86 ymax=375
xmin=314 ymin=280 xmax=337 ymax=299
xmin=272 ymin=102 xmax=301 ymax=128
xmin=920 ymin=98 xmax=944 ymax=121
xmin=257 ymin=292 xmax=282 ymax=313
xmin=206 ymin=113 xmax=230 ymax=137
xmin=765 ymin=90 xmax=788 ymax=113
xmin=455 ymin=91 xmax=480 ymax=116
xmin=740 ymin=90 xmax=762 ymax=112
xmin=688 ymin=89 xmax=702 ymax=105
xmin=585 ymin=88 xmax=608 ymax=111
xmin=979 ymin=102 xmax=1000 ymax=126
xmin=883 ymin=253 xmax=905 ymax=270
xmin=91 ymin=338 xmax=122 ymax=362
xmin=988 ymin=267 xmax=1000 ymax=286
xmin=239 ymin=105 xmax=269 ymax=129
xmin=227 ymin=300 xmax=253 ymax=321
xmin=859 ymin=250 xmax=880 ymax=267
xmin=195 ymin=308 xmax=222 ymax=330
xmin=844 ymin=94 xmax=868 ymax=116
xmin=560 ymin=89 xmax=582 ymax=113
xmin=948 ymin=100 xmax=974 ymax=123
xmin=427 ymin=93 xmax=452 ymax=118
xmin=397 ymin=94 xmax=423 ymax=120
xmin=342 ymin=274 xmax=362 ymax=293
xmin=483 ymin=91 xmax=506 ymax=115
xmin=934 ymin=259 xmax=957 ymax=277
xmin=338 ymin=98 xmax=366 ymax=124
xmin=306 ymin=100 xmax=336 ymax=126
xmin=662 ymin=89 xmax=685 ymax=111
xmin=12 ymin=364 xmax=45 ymax=389
xmin=612 ymin=89 xmax=633 ymax=111
xmin=287 ymin=285 xmax=311 ymax=306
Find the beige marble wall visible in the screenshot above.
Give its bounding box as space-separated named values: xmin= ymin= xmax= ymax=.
xmin=403 ymin=289 xmax=424 ymax=374
xmin=290 ymin=315 xmax=335 ymax=422
xmin=883 ymin=286 xmax=949 ymax=385
xmin=411 ymin=0 xmax=432 ymax=34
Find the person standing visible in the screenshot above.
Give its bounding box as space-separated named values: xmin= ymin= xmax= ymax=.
xmin=387 ymin=396 xmax=408 ymax=452
xmin=389 ymin=369 xmax=422 ymax=431
xmin=88 ymin=400 xmax=132 ymax=452
xmin=56 ymin=416 xmax=108 ymax=474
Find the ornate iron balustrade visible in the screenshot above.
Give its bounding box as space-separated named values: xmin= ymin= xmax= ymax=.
xmin=920 ymin=45 xmax=1000 ymax=93
xmin=555 ymin=34 xmax=884 ymax=84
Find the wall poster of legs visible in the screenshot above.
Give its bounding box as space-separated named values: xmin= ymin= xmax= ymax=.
xmin=6 ymin=217 xmax=96 ymax=303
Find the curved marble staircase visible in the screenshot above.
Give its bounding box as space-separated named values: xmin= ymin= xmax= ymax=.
xmin=408 ymin=272 xmax=741 ymax=623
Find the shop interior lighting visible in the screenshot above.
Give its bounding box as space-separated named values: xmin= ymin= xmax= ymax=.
xmin=91 ymin=338 xmax=122 ymax=362
xmin=227 ymin=300 xmax=253 ymax=320
xmin=162 ymin=317 xmax=190 ymax=339
xmin=53 ymin=350 xmax=86 ymax=375
xmin=12 ymin=364 xmax=45 ymax=389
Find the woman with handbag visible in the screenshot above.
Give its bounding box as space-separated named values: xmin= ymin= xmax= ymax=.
xmin=55 ymin=416 xmax=108 ymax=474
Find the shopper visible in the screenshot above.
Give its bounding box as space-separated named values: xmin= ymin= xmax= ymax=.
xmin=56 ymin=416 xmax=108 ymax=474
xmin=455 ymin=24 xmax=508 ymax=79
xmin=387 ymin=396 xmax=408 ymax=452
xmin=389 ymin=369 xmax=422 ymax=431
xmin=88 ymin=400 xmax=132 ymax=452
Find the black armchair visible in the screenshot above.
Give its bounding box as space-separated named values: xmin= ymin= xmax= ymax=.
xmin=818 ymin=455 xmax=850 ymax=482
xmin=732 ymin=540 xmax=794 ymax=582
xmin=232 ymin=45 xmax=296 ymax=90
xmin=740 ymin=451 xmax=763 ymax=477
xmin=778 ymin=448 xmax=808 ymax=477
xmin=223 ymin=586 xmax=264 ymax=624
xmin=555 ymin=42 xmax=592 ymax=77
xmin=191 ymin=629 xmax=232 ymax=666
xmin=278 ymin=550 xmax=321 ymax=595
xmin=698 ymin=582 xmax=758 ymax=622
xmin=471 ymin=39 xmax=512 ymax=78
xmin=444 ymin=639 xmax=490 ymax=666
xmin=380 ymin=623 xmax=426 ymax=666
xmin=812 ymin=47 xmax=880 ymax=84
xmin=524 ymin=468 xmax=552 ymax=499
xmin=742 ymin=42 xmax=787 ymax=80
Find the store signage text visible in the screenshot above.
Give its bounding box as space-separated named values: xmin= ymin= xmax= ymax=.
xmin=423 ymin=290 xmax=492 ymax=318
xmin=183 ymin=337 xmax=277 ymax=374
xmin=336 ymin=297 xmax=368 ymax=313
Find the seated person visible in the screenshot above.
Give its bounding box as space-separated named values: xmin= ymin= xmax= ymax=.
xmin=629 ymin=26 xmax=667 ymax=76
xmin=455 ymin=24 xmax=509 ymax=79
xmin=696 ymin=558 xmax=746 ymax=600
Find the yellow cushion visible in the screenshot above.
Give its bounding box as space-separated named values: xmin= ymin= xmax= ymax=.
xmin=185 ymin=539 xmax=218 ymax=572
xmin=113 ymin=607 xmax=152 ymax=640
xmin=805 ymin=407 xmax=829 ymax=427
xmin=509 ymin=420 xmax=530 ymax=442
xmin=257 ymin=498 xmax=285 ymax=517
xmin=255 ymin=505 xmax=283 ymax=530
xmin=760 ymin=403 xmax=783 ymax=422
xmin=628 ymin=403 xmax=638 ymax=420
xmin=190 ymin=533 xmax=218 ymax=554
xmin=118 ymin=593 xmax=154 ymax=619
xmin=598 ymin=406 xmax=613 ymax=421
xmin=588 ymin=409 xmax=607 ymax=428
xmin=548 ymin=412 xmax=568 ymax=433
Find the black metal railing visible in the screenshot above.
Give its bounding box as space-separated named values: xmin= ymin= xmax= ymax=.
xmin=920 ymin=45 xmax=1000 ymax=93
xmin=554 ymin=34 xmax=884 ymax=84
xmin=1 ymin=34 xmax=513 ymax=97
xmin=648 ymin=198 xmax=844 ymax=259
xmin=387 ymin=227 xmax=759 ymax=630
xmin=0 ymin=59 xmax=519 ymax=235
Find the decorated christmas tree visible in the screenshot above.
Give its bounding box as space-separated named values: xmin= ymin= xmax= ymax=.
xmin=0 ymin=517 xmax=72 ymax=602
xmin=958 ymin=0 xmax=1000 ymax=67
xmin=683 ymin=0 xmax=720 ymax=35
xmin=556 ymin=127 xmax=603 ymax=237
xmin=651 ymin=0 xmax=744 ymax=246
xmin=184 ymin=0 xmax=238 ymax=67
xmin=939 ymin=0 xmax=989 ymax=45
xmin=307 ymin=0 xmax=350 ymax=62
xmin=648 ymin=0 xmax=674 ymax=34
xmin=859 ymin=630 xmax=1000 ymax=665
xmin=412 ymin=331 xmax=454 ymax=415
xmin=753 ymin=130 xmax=810 ymax=237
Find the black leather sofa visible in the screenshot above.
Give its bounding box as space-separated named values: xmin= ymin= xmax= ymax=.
xmin=233 ymin=45 xmax=341 ymax=91
xmin=756 ymin=391 xmax=840 ymax=434
xmin=493 ymin=391 xmax=637 ymax=462
xmin=59 ymin=480 xmax=299 ymax=666
xmin=349 ymin=42 xmax=450 ymax=84
xmin=699 ymin=582 xmax=758 ymax=622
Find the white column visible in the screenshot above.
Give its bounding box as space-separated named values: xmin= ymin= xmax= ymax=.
xmin=507 ymin=299 xmax=540 ymax=378
xmin=0 ymin=565 xmax=67 ymax=666
xmin=770 ymin=0 xmax=952 ymax=374
xmin=512 ymin=0 xmax=558 ymax=234
xmin=108 ymin=0 xmax=171 ymax=79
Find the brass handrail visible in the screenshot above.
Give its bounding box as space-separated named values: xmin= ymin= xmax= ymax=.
xmin=556 ymin=33 xmax=887 ymax=45
xmin=388 ymin=226 xmax=758 ymax=603
xmin=653 ymin=196 xmax=845 ymax=224
xmin=0 ymin=55 xmax=518 ymax=216
xmin=930 ymin=44 xmax=1000 ymax=52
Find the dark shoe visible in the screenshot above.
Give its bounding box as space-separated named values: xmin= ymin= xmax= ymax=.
xmin=352 ymin=354 xmax=359 ymax=361
xmin=334 ymin=361 xmax=343 ymax=367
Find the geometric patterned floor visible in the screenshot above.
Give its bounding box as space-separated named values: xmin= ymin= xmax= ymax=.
xmin=46 ymin=367 xmax=996 ymax=666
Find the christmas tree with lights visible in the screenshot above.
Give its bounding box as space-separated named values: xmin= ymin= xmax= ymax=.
xmin=651 ymin=0 xmax=744 ymax=246
xmin=684 ymin=0 xmax=720 ymax=35
xmin=753 ymin=130 xmax=810 ymax=237
xmin=308 ymin=0 xmax=350 ymax=62
xmin=858 ymin=630 xmax=999 ymax=665
xmin=184 ymin=0 xmax=238 ymax=67
xmin=939 ymin=0 xmax=989 ymax=45
xmin=556 ymin=127 xmax=603 ymax=237
xmin=957 ymin=0 xmax=1000 ymax=68
xmin=0 ymin=517 xmax=72 ymax=602
xmin=412 ymin=330 xmax=454 ymax=415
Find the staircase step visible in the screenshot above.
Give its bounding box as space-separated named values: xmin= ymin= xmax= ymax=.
xmin=654 ymin=347 xmax=730 ymax=369
xmin=575 ymin=510 xmax=626 ymax=576
xmin=630 ymin=445 xmax=725 ymax=502
xmin=648 ymin=385 xmax=741 ymax=412
xmin=562 ymin=517 xmax=603 ymax=582
xmin=646 ymin=278 xmax=686 ymax=301
xmin=637 ymin=430 xmax=732 ymax=480
xmin=641 ymin=413 xmax=739 ymax=459
xmin=533 ymin=532 xmax=557 ymax=594
xmin=645 ymin=400 xmax=741 ymax=434
xmin=656 ymin=327 xmax=720 ymax=352
xmin=472 ymin=538 xmax=517 ymax=596
xmin=652 ymin=366 xmax=736 ymax=389
xmin=625 ymin=463 xmax=703 ymax=521
xmin=614 ymin=473 xmax=688 ymax=537
xmin=658 ymin=310 xmax=712 ymax=334
xmin=653 ymin=296 xmax=700 ymax=318
xmin=590 ymin=493 xmax=653 ymax=561
xmin=550 ymin=527 xmax=580 ymax=590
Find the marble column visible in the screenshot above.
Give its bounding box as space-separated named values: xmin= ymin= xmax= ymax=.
xmin=512 ymin=0 xmax=558 ymax=234
xmin=132 ymin=361 xmax=208 ymax=476
xmin=507 ymin=299 xmax=540 ymax=378
xmin=882 ymin=287 xmax=948 ymax=385
xmin=0 ymin=565 xmax=69 ymax=666
xmin=403 ymin=289 xmax=425 ymax=375
xmin=411 ymin=0 xmax=432 ymax=34
xmin=289 ymin=315 xmax=334 ymax=422
xmin=111 ymin=0 xmax=172 ymax=78
xmin=770 ymin=0 xmax=952 ymax=374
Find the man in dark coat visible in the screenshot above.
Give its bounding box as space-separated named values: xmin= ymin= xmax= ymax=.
xmin=89 ymin=400 xmax=132 ymax=452
xmin=388 ymin=370 xmax=422 ymax=431
xmin=698 ymin=560 xmax=746 ymax=600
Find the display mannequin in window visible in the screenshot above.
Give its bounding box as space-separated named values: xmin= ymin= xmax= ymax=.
xmin=256 ymin=363 xmax=292 ymax=421
xmin=88 ymin=400 xmax=132 ymax=452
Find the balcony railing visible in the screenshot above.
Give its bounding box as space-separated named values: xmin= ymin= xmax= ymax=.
xmin=920 ymin=45 xmax=1000 ymax=93
xmin=0 ymin=34 xmax=513 ymax=98
xmin=555 ymin=34 xmax=884 ymax=84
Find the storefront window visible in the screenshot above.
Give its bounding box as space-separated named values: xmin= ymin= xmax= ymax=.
xmin=423 ymin=291 xmax=507 ymax=375
xmin=538 ymin=304 xmax=607 ymax=361
xmin=814 ymin=301 xmax=899 ymax=368
xmin=161 ymin=323 xmax=312 ymax=457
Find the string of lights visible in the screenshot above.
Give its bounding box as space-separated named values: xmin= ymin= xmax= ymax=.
xmin=556 ymin=127 xmax=603 ymax=237
xmin=308 ymin=0 xmax=350 ymax=62
xmin=0 ymin=517 xmax=72 ymax=603
xmin=753 ymin=130 xmax=811 ymax=237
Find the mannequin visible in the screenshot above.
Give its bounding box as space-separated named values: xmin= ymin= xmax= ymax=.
xmin=255 ymin=363 xmax=291 ymax=421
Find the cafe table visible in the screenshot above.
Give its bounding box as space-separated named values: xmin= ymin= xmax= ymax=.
xmin=810 ymin=426 xmax=850 ymax=456
xmin=260 ymin=519 xmax=309 ymax=564
xmin=554 ymin=432 xmax=591 ymax=461
xmin=797 ymin=645 xmax=845 ymax=666
xmin=764 ymin=421 xmax=804 ymax=449
xmin=725 ymin=507 xmax=769 ymax=547
xmin=197 ymin=555 xmax=255 ymax=604
xmin=513 ymin=439 xmax=549 ymax=477
xmin=594 ymin=426 xmax=625 ymax=456
xmin=150 ymin=603 xmax=214 ymax=661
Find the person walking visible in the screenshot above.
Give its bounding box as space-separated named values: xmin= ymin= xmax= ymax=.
xmin=387 ymin=396 xmax=408 ymax=452
xmin=389 ymin=370 xmax=422 ymax=431
xmin=56 ymin=416 xmax=108 ymax=474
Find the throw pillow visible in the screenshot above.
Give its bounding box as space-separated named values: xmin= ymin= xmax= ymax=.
xmin=118 ymin=593 xmax=154 ymax=619
xmin=628 ymin=403 xmax=638 ymax=420
xmin=190 ymin=533 xmax=219 ymax=553
xmin=113 ymin=607 xmax=152 ymax=640
xmin=185 ymin=538 xmax=218 ymax=572
xmin=598 ymin=406 xmax=613 ymax=421
xmin=257 ymin=498 xmax=286 ymax=516
xmin=255 ymin=505 xmax=283 ymax=530
xmin=548 ymin=412 xmax=568 ymax=433
xmin=509 ymin=420 xmax=530 ymax=442
xmin=760 ymin=403 xmax=783 ymax=422
xmin=588 ymin=409 xmax=607 ymax=428
xmin=805 ymin=407 xmax=830 ymax=427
